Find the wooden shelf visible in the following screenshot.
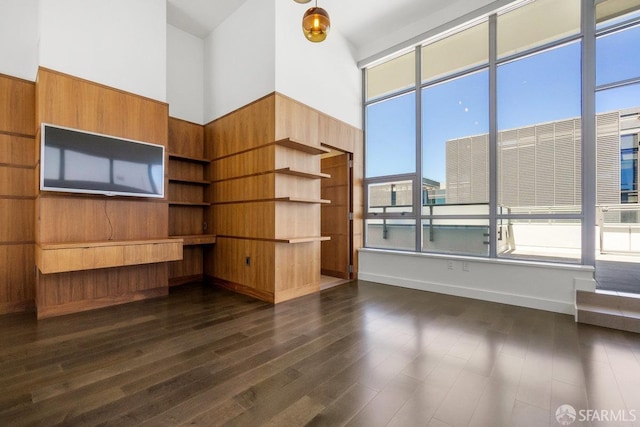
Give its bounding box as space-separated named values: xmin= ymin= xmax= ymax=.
xmin=171 ymin=234 xmax=217 ymax=246
xmin=211 ymin=197 xmax=330 ymax=205
xmin=36 ymin=238 xmax=183 ymax=274
xmin=168 ymin=153 xmax=211 ymax=164
xmin=274 ymin=138 xmax=331 ymax=155
xmin=168 ymin=178 xmax=211 ymax=186
xmin=169 ymin=201 xmax=211 ymax=207
xmin=276 ymin=197 xmax=331 ymax=204
xmin=274 ymin=236 xmax=331 ymax=243
xmin=274 ymin=167 xmax=330 ymax=179
xmin=216 ymin=235 xmax=330 ymax=244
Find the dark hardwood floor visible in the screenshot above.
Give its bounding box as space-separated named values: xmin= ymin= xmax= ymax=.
xmin=1 ymin=280 xmax=639 ymax=426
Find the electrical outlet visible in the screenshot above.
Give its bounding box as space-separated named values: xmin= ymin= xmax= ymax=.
xmin=447 ymin=260 xmax=454 ymax=270
xmin=245 ymin=256 xmax=251 ymax=266
xmin=462 ymin=261 xmax=470 ymax=272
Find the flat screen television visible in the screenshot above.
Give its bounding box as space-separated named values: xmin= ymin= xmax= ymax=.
xmin=40 ymin=123 xmax=165 ymax=198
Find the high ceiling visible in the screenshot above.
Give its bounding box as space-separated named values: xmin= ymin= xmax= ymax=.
xmin=166 ymin=0 xmax=454 ymax=53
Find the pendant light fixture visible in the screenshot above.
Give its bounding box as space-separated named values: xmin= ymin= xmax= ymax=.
xmin=302 ymin=0 xmax=330 ymax=43
xmin=293 ymin=0 xmax=312 ymax=3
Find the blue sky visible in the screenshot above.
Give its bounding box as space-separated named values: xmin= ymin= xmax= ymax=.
xmin=366 ymin=26 xmax=640 ymax=181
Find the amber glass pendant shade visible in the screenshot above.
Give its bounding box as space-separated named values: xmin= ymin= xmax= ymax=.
xmin=302 ymin=7 xmax=330 ymax=42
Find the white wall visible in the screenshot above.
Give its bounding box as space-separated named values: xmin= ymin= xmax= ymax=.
xmin=359 ymin=249 xmax=596 ymax=315
xmin=274 ymin=2 xmax=362 ymax=130
xmin=203 ymin=0 xmax=275 ymax=124
xmin=0 ymin=0 xmax=38 ymax=80
xmin=38 ymin=0 xmax=166 ymax=102
xmin=167 ymin=24 xmax=204 ymax=124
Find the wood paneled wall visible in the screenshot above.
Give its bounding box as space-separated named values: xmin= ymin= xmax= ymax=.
xmin=35 ymin=68 xmax=170 ymax=318
xmin=205 ymin=95 xmax=277 ymax=300
xmin=0 ymin=74 xmax=36 ymax=314
xmin=204 ymin=92 xmax=363 ymax=303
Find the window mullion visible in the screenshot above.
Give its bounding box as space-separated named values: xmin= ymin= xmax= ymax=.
xmin=489 ymin=13 xmax=498 ymax=259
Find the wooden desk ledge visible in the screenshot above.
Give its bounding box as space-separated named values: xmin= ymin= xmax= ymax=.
xmin=36 ymin=238 xmax=183 ymax=274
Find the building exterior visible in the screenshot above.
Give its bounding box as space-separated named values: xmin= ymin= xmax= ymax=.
xmin=445 ymin=109 xmax=640 ymax=210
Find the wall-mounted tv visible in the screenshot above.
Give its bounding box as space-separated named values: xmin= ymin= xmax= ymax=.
xmin=40 ymin=123 xmax=165 ymax=198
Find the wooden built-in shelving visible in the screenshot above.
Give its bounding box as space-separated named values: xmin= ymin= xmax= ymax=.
xmin=216 ymin=235 xmax=329 ymax=244
xmin=168 ymin=178 xmax=211 ymax=186
xmin=274 ymin=137 xmax=331 ymax=155
xmin=172 ymin=234 xmax=217 ymax=246
xmin=169 ymin=201 xmax=211 ymax=207
xmin=210 ymin=197 xmax=330 ymax=205
xmin=274 ymin=167 xmax=330 ymax=179
xmin=167 ymin=117 xmax=215 ymax=287
xmin=168 ymin=152 xmax=211 ymax=164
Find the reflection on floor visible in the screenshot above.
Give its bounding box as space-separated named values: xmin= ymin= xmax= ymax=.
xmin=320 ymin=275 xmax=351 ymax=290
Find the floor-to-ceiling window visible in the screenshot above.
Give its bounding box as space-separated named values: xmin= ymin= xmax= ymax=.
xmin=363 ymin=0 xmax=640 ymax=266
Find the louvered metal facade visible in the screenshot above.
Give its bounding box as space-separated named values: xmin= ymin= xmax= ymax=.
xmin=446 ymin=112 xmax=623 ymax=209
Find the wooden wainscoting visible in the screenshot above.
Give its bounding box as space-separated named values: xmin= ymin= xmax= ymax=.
xmin=0 ymin=73 xmax=36 ymax=314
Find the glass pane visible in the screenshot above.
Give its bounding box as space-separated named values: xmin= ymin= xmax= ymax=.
xmin=596 ymin=0 xmax=640 ymax=27
xmin=597 ymin=83 xmax=640 ymax=112
xmin=366 ymin=51 xmax=415 ymax=101
xmin=422 ymin=71 xmax=489 ymax=212
xmin=368 ymin=180 xmax=413 ymax=214
xmin=366 ymin=219 xmax=415 ymax=251
xmin=594 ymin=80 xmax=640 ymax=255
xmin=421 ymin=21 xmax=488 ymax=83
xmin=422 ymin=219 xmax=489 ymax=256
xmin=497 ymin=43 xmax=582 ymax=214
xmin=366 ymin=92 xmax=416 ymax=177
xmin=596 ymin=24 xmax=640 ymax=86
xmin=497 ymin=219 xmax=581 ymax=263
xmin=497 ymin=0 xmax=580 ymax=58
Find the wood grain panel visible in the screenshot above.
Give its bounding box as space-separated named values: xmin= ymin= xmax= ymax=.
xmin=168 ymin=182 xmax=204 ymax=203
xmin=169 ymin=205 xmax=205 ymax=236
xmin=0 ymin=73 xmax=35 ymax=136
xmin=0 ymin=244 xmax=35 ymax=314
xmin=274 ymin=145 xmax=320 ymax=173
xmin=36 ymin=239 xmax=182 ymax=274
xmin=0 ymin=165 xmax=35 ymax=197
xmin=206 ymin=94 xmax=275 ymax=159
xmin=274 ymin=242 xmax=320 ymax=296
xmin=168 ymin=117 xmax=204 ymax=159
xmin=210 ymin=146 xmax=274 ymax=181
xmin=275 ymin=203 xmax=320 ymax=238
xmin=274 ymin=93 xmax=319 ymax=144
xmin=37 ymin=196 xmax=168 ymax=243
xmin=213 ymin=202 xmax=275 ymax=239
xmin=208 ymin=237 xmax=275 ymax=296
xmin=319 ymin=113 xmax=357 ymax=153
xmin=211 ymin=174 xmax=274 ymax=203
xmin=274 ymin=173 xmax=320 ymax=200
xmin=0 ymin=199 xmax=34 ymax=242
xmin=36 ymin=68 xmax=168 ymax=146
xmin=0 ymin=75 xmax=37 ymax=314
xmin=168 ymin=246 xmax=203 ymax=285
xmin=0 ymin=134 xmax=36 ymax=166
xmin=169 ymin=159 xmax=207 ymax=182
xmin=35 ymin=265 xmax=168 ymax=319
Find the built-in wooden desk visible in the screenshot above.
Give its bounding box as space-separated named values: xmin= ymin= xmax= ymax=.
xmin=36 ymin=238 xmax=183 ymax=274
